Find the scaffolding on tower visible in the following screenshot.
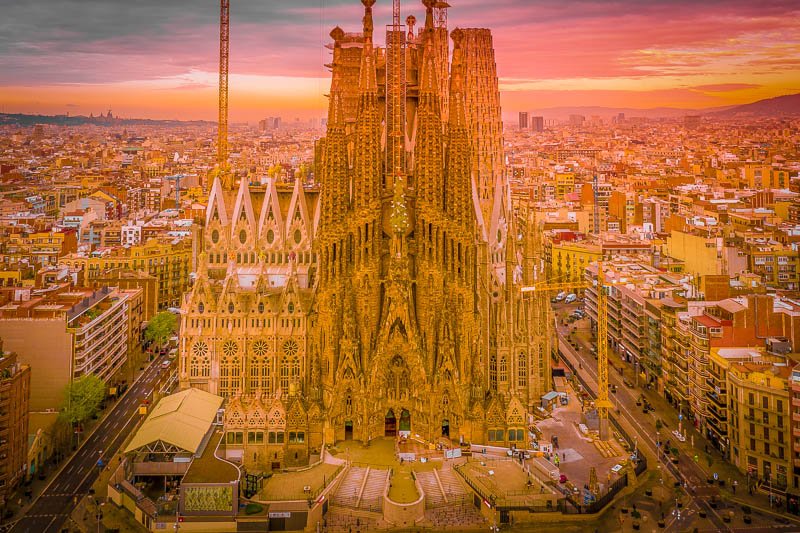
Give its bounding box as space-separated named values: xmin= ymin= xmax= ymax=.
xmin=434 ymin=1 xmax=450 ymax=29
xmin=385 ymin=0 xmax=406 ymax=189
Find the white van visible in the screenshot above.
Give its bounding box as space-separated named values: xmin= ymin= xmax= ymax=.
xmin=564 ymin=293 xmax=577 ymax=304
xmin=555 ymin=291 xmax=567 ymax=302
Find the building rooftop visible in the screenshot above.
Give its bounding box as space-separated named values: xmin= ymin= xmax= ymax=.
xmin=125 ymin=388 xmax=224 ymax=456
xmin=182 ymin=430 xmax=239 ymax=484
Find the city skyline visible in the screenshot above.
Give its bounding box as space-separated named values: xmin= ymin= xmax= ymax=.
xmin=1 ymin=0 xmax=799 ymax=121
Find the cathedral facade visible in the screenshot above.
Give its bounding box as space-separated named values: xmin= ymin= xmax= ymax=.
xmin=179 ymin=0 xmax=552 ymax=471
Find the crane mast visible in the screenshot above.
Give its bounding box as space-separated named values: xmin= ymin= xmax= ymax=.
xmin=218 ymin=0 xmax=230 ymax=175
xmin=595 ymin=261 xmax=613 ymax=440
xmin=521 ymin=261 xmax=614 ymax=440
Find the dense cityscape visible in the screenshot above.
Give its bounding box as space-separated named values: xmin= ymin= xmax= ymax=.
xmin=1 ymin=1 xmax=799 ymax=532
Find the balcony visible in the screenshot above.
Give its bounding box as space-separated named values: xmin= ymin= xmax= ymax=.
xmin=707 ymin=391 xmax=727 ymax=410
xmin=706 ymin=415 xmax=727 ymax=438
xmin=706 ymin=377 xmax=725 ymax=393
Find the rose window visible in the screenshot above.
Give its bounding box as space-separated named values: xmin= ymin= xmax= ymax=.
xmin=282 ymin=339 xmax=299 ymax=357
xmin=252 ymin=340 xmax=269 ymax=357
xmin=222 ymin=340 xmax=239 ymax=358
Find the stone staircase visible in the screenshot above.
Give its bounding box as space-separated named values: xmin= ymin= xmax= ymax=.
xmin=333 ymin=466 xmax=368 ymax=509
xmin=359 ymin=468 xmax=389 ymax=511
xmin=416 ymin=471 xmax=446 ymax=507
xmin=437 ymin=467 xmax=469 ymax=500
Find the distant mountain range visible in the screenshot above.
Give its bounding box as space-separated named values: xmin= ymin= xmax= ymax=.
xmin=522 ymin=92 xmax=800 ymax=121
xmin=0 ymin=113 xmax=214 ymax=127
xmin=3 ymin=92 xmax=799 ymax=127
xmin=710 ymin=93 xmax=800 ymax=117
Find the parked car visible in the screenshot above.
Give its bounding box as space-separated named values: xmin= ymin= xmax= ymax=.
xmin=564 ymin=293 xmax=577 ymax=304
xmin=559 ymin=474 xmax=568 ymax=483
xmin=555 ymin=291 xmax=567 ymax=302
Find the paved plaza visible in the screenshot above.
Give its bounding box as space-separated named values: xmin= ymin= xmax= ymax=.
xmin=535 ymin=382 xmax=629 ymax=492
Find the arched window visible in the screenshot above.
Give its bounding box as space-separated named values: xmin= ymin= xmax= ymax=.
xmin=499 ymin=355 xmax=507 ymax=383
xmin=290 ymin=356 xmax=300 ymax=383
xmin=489 ymin=354 xmax=497 ymax=391
xmin=280 ymin=359 xmax=289 ymax=391
xmin=220 ymin=356 xmax=231 ymax=394
xmin=517 ymin=352 xmax=527 ymax=388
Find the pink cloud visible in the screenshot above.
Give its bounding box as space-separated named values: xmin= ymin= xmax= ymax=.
xmin=690 ymin=83 xmax=762 ymax=92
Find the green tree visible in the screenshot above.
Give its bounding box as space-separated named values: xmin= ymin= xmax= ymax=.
xmin=144 ymin=311 xmax=177 ymax=350
xmin=268 ymin=163 xmax=283 ymax=180
xmin=60 ymin=375 xmax=107 ymax=426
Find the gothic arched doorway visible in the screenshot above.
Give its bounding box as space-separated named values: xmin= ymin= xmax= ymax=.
xmin=399 ymin=409 xmax=411 ymax=436
xmin=385 ymin=409 xmax=397 ymax=436
xmin=344 ymin=420 xmax=353 ymax=440
xmin=441 ymin=419 xmax=450 ymax=437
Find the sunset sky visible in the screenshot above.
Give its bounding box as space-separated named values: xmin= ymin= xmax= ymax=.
xmin=1 ymin=0 xmax=799 ymax=122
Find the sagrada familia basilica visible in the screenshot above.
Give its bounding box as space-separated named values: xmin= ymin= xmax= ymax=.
xmin=179 ymin=0 xmax=553 ymax=470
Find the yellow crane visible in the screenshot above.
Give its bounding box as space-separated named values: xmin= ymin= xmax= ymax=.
xmin=217 ymin=0 xmax=232 ymax=190
xmin=521 ymin=261 xmax=614 ymax=440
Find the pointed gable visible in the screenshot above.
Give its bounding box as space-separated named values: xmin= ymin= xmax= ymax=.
xmin=206 ymin=177 xmax=229 ymax=226
xmin=285 ymin=178 xmax=311 ymax=247
xmin=225 ymin=396 xmax=246 ymax=428
xmin=231 ymin=177 xmax=256 ymax=231
xmin=258 ymin=178 xmax=284 ymax=246
xmin=246 ymin=398 xmax=267 ymax=428
xmin=471 ymin=174 xmax=488 ymax=242
xmin=488 ymin=173 xmax=508 ymax=248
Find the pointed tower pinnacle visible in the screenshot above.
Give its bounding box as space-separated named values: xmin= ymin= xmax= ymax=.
xmin=446 ymin=28 xmax=473 ymax=230
xmin=415 ymin=3 xmax=444 ymax=211
xmin=353 ymin=0 xmax=382 ymax=209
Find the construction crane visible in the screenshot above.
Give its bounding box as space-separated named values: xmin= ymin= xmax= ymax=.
xmin=165 ymin=174 xmax=186 ymax=207
xmin=217 ymin=0 xmax=230 ymax=178
xmin=521 ymin=261 xmax=615 ymax=440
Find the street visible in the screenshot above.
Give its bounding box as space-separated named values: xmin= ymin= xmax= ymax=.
xmin=10 ymin=359 xmax=171 ymax=533
xmin=557 ymin=307 xmax=800 ymax=532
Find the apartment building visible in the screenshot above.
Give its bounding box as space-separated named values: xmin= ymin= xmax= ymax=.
xmin=687 ymin=297 xmax=785 ymax=433
xmin=1 ymin=229 xmax=77 ymax=267
xmin=0 ymin=285 xmax=142 ymax=410
xmin=745 ymin=240 xmax=799 ymax=291
xmin=728 ymin=360 xmax=792 ymax=490
xmin=706 ymin=347 xmax=769 ymax=460
xmin=790 ymin=364 xmax=800 ymax=490
xmin=584 ymin=260 xmax=687 ymax=388
xmin=60 ymin=237 xmax=191 ymax=309
xmin=660 ymin=298 xmax=689 ymax=407
xmin=546 ymin=238 xmax=601 ymax=284
xmin=0 ymin=348 xmax=30 ymax=501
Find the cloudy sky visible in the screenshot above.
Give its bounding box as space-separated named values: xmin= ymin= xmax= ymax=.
xmin=1 ymin=0 xmax=799 ymax=121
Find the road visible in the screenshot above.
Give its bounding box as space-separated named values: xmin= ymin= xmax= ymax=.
xmin=558 ymin=328 xmax=733 ymax=532
xmin=10 ymin=359 xmax=171 ymax=533
xmin=558 ymin=314 xmax=800 ymax=532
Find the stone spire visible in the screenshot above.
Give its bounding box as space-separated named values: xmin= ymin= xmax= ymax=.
xmin=414 ymin=3 xmax=443 ymax=212
xmin=446 ymin=28 xmax=473 ymax=230
xmin=319 ymin=28 xmax=349 ymax=229
xmin=353 ymin=0 xmax=381 ymax=210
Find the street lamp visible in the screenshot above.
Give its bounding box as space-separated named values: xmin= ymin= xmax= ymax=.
xmin=91 ymin=495 xmax=103 ymax=533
